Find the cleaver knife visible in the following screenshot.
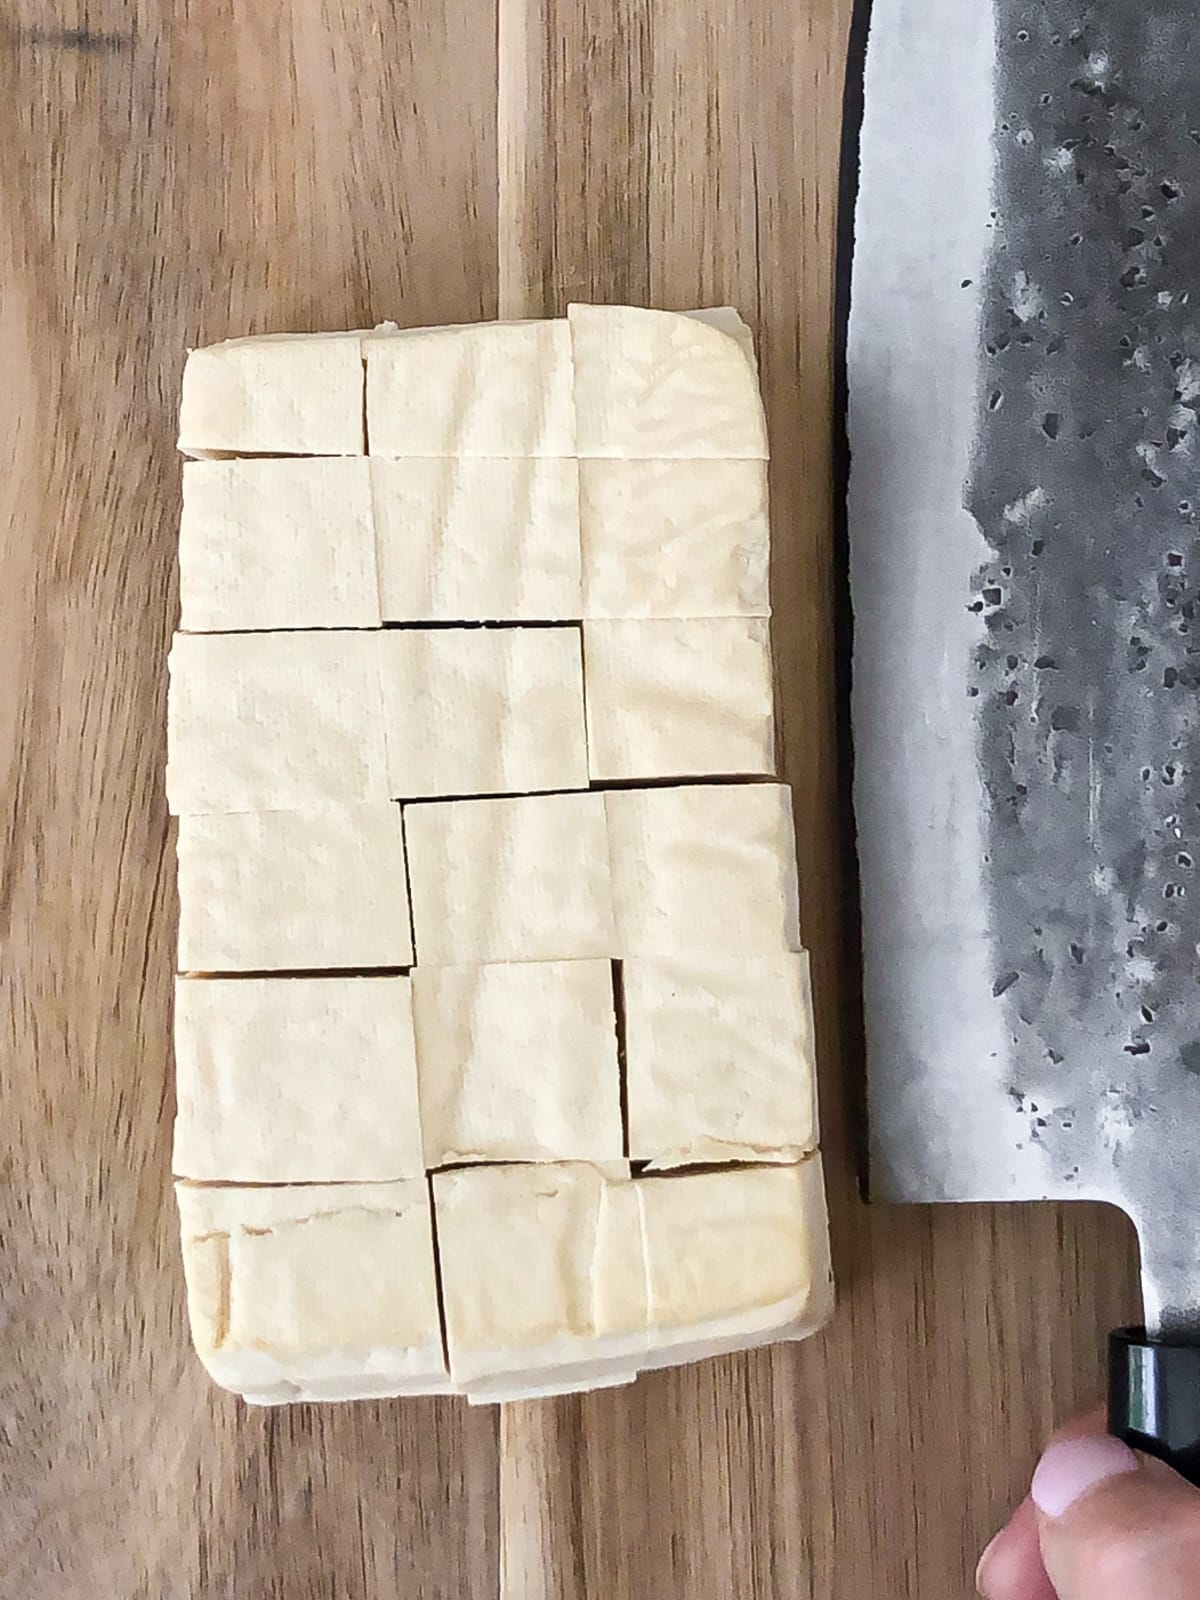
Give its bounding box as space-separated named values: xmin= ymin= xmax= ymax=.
xmin=848 ymin=0 xmax=1200 ymax=1480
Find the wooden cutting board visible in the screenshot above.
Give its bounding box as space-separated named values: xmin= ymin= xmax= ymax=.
xmin=1 ymin=2 xmax=1139 ymax=1594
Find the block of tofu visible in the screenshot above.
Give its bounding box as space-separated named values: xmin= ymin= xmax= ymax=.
xmin=605 ymin=783 xmax=801 ymax=956
xmin=172 ymin=975 xmax=423 ymax=1183
xmin=365 ymin=320 xmax=575 ymax=457
xmin=412 ymin=960 xmax=622 ymax=1165
xmin=378 ymin=628 xmax=588 ymax=799
xmin=579 ymin=458 xmax=769 ymax=619
xmin=179 ymin=459 xmax=380 ymax=631
xmin=371 ymin=457 xmax=582 ymax=622
xmin=176 ymin=804 xmax=412 ymax=973
xmin=175 ymin=1181 xmax=448 ymax=1402
xmin=624 ymin=952 xmax=818 ymax=1168
xmin=434 ymin=1163 xmax=648 ymax=1390
xmin=568 ymin=305 xmax=769 ymax=459
xmin=637 ymin=1159 xmax=834 ymax=1369
xmin=178 ymin=332 xmax=366 ymax=457
xmin=165 ymin=631 xmax=388 ymax=815
xmin=404 ymin=792 xmax=617 ymax=964
xmin=583 ymin=617 xmax=776 ymax=781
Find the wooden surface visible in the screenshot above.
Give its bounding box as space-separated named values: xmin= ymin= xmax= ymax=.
xmin=1 ymin=2 xmax=1141 ymax=1595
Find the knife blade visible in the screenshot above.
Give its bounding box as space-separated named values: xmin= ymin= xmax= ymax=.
xmin=848 ymin=0 xmax=1200 ymax=1476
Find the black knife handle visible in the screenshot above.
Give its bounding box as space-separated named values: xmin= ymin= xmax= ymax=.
xmin=1109 ymin=1327 xmax=1200 ymax=1486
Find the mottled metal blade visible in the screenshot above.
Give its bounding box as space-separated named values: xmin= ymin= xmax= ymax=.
xmin=849 ymin=0 xmax=1200 ymax=1333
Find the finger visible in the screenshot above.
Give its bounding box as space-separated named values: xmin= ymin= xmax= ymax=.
xmin=976 ymin=1497 xmax=1057 ymax=1600
xmin=975 ymin=1411 xmax=1108 ymax=1598
xmin=1032 ymin=1433 xmax=1200 ymax=1598
xmin=1049 ymin=1406 xmax=1107 ymax=1443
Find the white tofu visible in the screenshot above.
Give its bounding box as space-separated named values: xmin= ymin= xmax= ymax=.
xmin=592 ymin=1175 xmax=650 ymax=1354
xmin=365 ymin=320 xmax=575 ymax=457
xmin=165 ymin=631 xmax=388 ymax=815
xmin=682 ymin=307 xmax=760 ymax=373
xmin=604 ymin=783 xmax=801 ymax=956
xmin=175 ymin=1180 xmax=448 ymax=1401
xmin=404 ymin=792 xmax=617 ymax=964
xmin=172 ymin=975 xmax=423 ymax=1183
xmin=464 ymin=1369 xmax=637 ymax=1404
xmin=178 ymin=332 xmax=366 ymax=457
xmin=579 ymin=458 xmax=769 ymax=619
xmin=637 ymin=1159 xmax=834 ymax=1368
xmin=568 ymin=305 xmax=769 ymax=459
xmin=378 ymin=627 xmax=588 ymax=799
xmin=179 ymin=459 xmax=380 ymax=631
xmin=583 ymin=618 xmax=776 ymax=781
xmin=176 ymin=804 xmax=412 ymax=973
xmin=433 ymin=1163 xmax=647 ymax=1388
xmin=371 ymin=457 xmax=582 ymax=622
xmin=624 ymin=952 xmax=818 ymax=1168
xmin=412 ymin=960 xmax=622 ymax=1165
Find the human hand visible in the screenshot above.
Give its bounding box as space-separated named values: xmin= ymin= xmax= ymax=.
xmin=976 ymin=1410 xmax=1200 ymax=1598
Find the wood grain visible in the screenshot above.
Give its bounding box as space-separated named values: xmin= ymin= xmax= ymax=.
xmin=0 ymin=1 xmax=1140 ymax=1596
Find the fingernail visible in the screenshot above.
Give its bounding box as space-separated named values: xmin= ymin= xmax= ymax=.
xmin=974 ymin=1530 xmax=1004 ymax=1595
xmin=1031 ymin=1434 xmax=1139 ymax=1518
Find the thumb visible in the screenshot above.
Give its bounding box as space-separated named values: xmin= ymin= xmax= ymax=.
xmin=1032 ymin=1432 xmax=1200 ymax=1597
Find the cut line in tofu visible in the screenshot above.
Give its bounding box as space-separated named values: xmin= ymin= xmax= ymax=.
xmin=378 ymin=627 xmax=588 ymax=799
xmin=604 ymin=782 xmax=802 ymax=956
xmin=624 ymin=952 xmax=818 ymax=1169
xmin=412 ymin=960 xmax=623 ymax=1166
xmin=568 ymin=305 xmax=769 ymax=460
xmin=172 ymin=975 xmax=424 ymax=1184
xmin=403 ymin=791 xmax=618 ymax=964
xmin=371 ymin=457 xmax=582 ymax=623
xmin=165 ymin=631 xmax=389 ymax=815
xmin=178 ymin=332 xmax=367 ymax=458
xmin=583 ymin=617 xmax=776 ymax=782
xmin=175 ymin=1180 xmax=448 ymax=1401
xmin=579 ymin=458 xmax=770 ymax=620
xmin=176 ymin=804 xmax=413 ymax=973
xmin=365 ymin=320 xmax=576 ymax=457
xmin=179 ymin=458 xmax=381 ymax=632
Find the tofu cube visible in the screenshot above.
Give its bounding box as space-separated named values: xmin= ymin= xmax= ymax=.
xmin=404 ymin=791 xmax=617 ymax=964
xmin=178 ymin=333 xmax=366 ymax=457
xmin=179 ymin=459 xmax=380 ymax=632
xmin=371 ymin=457 xmax=582 ymax=622
xmin=176 ymin=804 xmax=413 ymax=973
xmin=637 ymin=1159 xmax=833 ymax=1369
xmin=568 ymin=305 xmax=768 ymax=459
xmin=172 ymin=975 xmax=424 ymax=1183
xmin=462 ymin=1175 xmax=647 ymax=1402
xmin=433 ymin=1163 xmax=647 ymax=1390
xmin=175 ymin=1181 xmax=448 ymax=1402
xmin=583 ymin=617 xmax=776 ymax=781
xmin=412 ymin=960 xmax=622 ymax=1165
xmin=379 ymin=627 xmax=588 ymax=799
xmin=604 ymin=782 xmax=801 ymax=956
xmin=165 ymin=631 xmax=388 ymax=815
xmin=579 ymin=458 xmax=770 ymax=619
xmin=624 ymin=952 xmax=818 ymax=1168
xmin=365 ymin=320 xmax=575 ymax=457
